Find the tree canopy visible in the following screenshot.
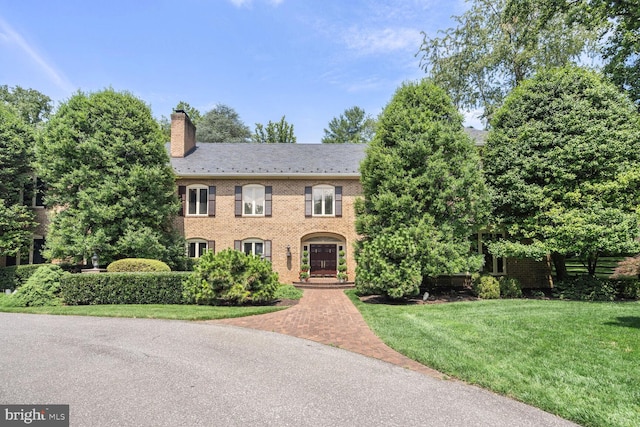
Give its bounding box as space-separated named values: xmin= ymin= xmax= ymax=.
xmin=252 ymin=116 xmax=296 ymax=143
xmin=321 ymin=106 xmax=376 ymax=144
xmin=197 ymin=104 xmax=251 ymax=142
xmin=418 ymin=0 xmax=598 ymax=123
xmin=483 ymin=66 xmax=640 ymax=278
xmin=0 ymin=85 xmax=52 ymax=127
xmin=0 ymin=104 xmax=37 ymax=257
xmin=355 ymin=80 xmax=490 ymax=299
xmin=36 ymin=89 xmax=184 ymax=267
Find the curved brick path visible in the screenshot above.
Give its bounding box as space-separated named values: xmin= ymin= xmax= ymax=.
xmin=212 ymin=289 xmax=443 ymax=378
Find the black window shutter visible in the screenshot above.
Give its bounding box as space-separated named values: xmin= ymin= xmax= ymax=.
xmin=178 ymin=186 xmax=186 ymax=216
xmin=207 ymin=240 xmax=215 ymax=254
xmin=235 ymin=186 xmax=242 ymax=217
xmin=305 ymin=186 xmax=312 ymax=217
xmin=335 ymin=186 xmax=343 ymax=217
xmin=234 ymin=240 xmax=242 ymax=251
xmin=208 ymin=186 xmax=216 ymax=216
xmin=265 ymin=186 xmax=272 ymax=217
xmin=264 ymin=240 xmax=272 ymax=262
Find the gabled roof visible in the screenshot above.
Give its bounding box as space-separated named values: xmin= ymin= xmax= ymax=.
xmin=170 ymin=143 xmax=368 ymax=178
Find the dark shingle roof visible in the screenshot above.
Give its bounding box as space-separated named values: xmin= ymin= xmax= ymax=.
xmin=170 ymin=143 xmax=368 ymax=178
xmin=464 ymin=127 xmax=488 ymax=145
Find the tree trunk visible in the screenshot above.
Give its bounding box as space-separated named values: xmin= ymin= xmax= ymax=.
xmin=551 ymin=252 xmax=567 ymax=281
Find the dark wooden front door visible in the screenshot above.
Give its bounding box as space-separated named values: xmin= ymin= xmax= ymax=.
xmin=310 ymin=244 xmax=337 ymax=276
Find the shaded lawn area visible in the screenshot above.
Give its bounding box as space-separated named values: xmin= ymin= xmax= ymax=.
xmin=348 ymin=291 xmax=640 ymax=427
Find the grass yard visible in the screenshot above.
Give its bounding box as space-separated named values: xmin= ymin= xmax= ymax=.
xmin=564 ymin=256 xmax=623 ymax=278
xmin=348 ymin=291 xmax=640 ymax=427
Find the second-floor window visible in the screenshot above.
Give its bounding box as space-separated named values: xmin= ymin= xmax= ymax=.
xmin=243 ymin=185 xmax=265 ymax=216
xmin=187 ymin=185 xmax=208 ymax=216
xmin=313 ymin=185 xmax=335 ymax=216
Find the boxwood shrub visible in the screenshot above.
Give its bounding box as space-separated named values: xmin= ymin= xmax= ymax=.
xmin=106 ymin=258 xmax=171 ymax=272
xmin=60 ymin=272 xmax=190 ymax=305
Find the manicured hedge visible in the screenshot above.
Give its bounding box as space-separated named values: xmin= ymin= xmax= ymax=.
xmin=60 ymin=272 xmax=190 ymax=305
xmin=106 ymin=258 xmax=171 ymax=273
xmin=0 ymin=264 xmax=46 ymax=291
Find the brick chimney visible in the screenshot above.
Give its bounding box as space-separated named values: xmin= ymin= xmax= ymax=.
xmin=170 ymin=110 xmax=196 ymax=158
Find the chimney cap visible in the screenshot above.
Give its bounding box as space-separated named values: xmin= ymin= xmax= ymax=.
xmin=174 ymin=109 xmax=187 ymax=114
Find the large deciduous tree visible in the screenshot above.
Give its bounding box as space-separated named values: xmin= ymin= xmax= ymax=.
xmin=197 ymin=104 xmax=251 ymax=142
xmin=321 ymin=106 xmax=376 ymax=144
xmin=355 ymin=80 xmax=490 ymax=299
xmin=0 ymin=85 xmax=52 ymax=127
xmin=484 ymin=66 xmax=640 ymax=279
xmin=36 ymin=89 xmax=184 ymax=268
xmin=252 ymin=116 xmax=296 ymax=143
xmin=418 ymin=0 xmax=597 ymax=123
xmin=0 ymin=104 xmax=37 ymax=257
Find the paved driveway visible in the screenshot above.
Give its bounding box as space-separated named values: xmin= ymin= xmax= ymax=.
xmin=0 ymin=313 xmax=576 ymax=426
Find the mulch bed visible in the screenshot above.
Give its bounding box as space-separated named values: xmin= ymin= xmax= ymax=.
xmin=360 ymin=288 xmax=479 ymax=305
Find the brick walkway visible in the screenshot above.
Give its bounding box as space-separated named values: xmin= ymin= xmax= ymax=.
xmin=213 ymin=289 xmax=443 ymax=378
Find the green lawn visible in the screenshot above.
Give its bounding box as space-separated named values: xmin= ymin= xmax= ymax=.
xmin=563 ymin=256 xmax=623 ymax=278
xmin=348 ymin=291 xmax=640 ymax=427
xmin=0 ymin=295 xmax=288 ymax=320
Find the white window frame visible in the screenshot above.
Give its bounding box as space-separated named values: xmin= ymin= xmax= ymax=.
xmin=243 ymin=185 xmax=265 ymax=217
xmin=312 ymin=185 xmax=335 ymax=217
xmin=242 ymin=239 xmax=264 ymax=257
xmin=187 ymin=185 xmax=208 ymax=216
xmin=476 ymin=232 xmax=506 ymax=275
xmin=187 ymin=239 xmax=208 ymax=258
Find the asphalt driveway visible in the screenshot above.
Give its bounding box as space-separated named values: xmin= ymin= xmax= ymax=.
xmin=0 ymin=313 xmax=577 ymax=426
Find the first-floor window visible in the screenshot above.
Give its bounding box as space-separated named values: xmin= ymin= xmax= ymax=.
xmin=187 ymin=240 xmax=208 ymax=258
xmin=243 ymin=240 xmax=264 ymax=257
xmin=476 ymin=232 xmax=506 ymax=275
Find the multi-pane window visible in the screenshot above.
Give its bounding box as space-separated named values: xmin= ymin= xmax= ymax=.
xmin=243 ymin=185 xmax=265 ymax=216
xmin=313 ymin=185 xmax=334 ymax=216
xmin=187 ymin=186 xmax=208 ymax=216
xmin=187 ymin=240 xmax=208 ymax=258
xmin=243 ymin=240 xmax=264 ymax=257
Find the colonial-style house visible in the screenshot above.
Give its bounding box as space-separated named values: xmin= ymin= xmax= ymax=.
xmin=171 ymin=111 xmax=551 ymax=287
xmin=1 ymin=110 xmax=552 ymax=289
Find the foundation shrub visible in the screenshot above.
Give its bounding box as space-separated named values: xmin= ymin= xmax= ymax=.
xmin=182 ymin=249 xmax=279 ymax=305
xmin=60 ymin=272 xmax=188 ymax=305
xmin=471 ymin=273 xmax=501 ymax=299
xmin=553 ymin=276 xmax=617 ymax=301
xmin=106 ymin=258 xmax=171 ymax=272
xmin=498 ymin=276 xmax=523 ymax=298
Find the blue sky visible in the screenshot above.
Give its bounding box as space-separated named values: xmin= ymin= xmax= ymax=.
xmin=0 ymin=0 xmax=478 ymax=142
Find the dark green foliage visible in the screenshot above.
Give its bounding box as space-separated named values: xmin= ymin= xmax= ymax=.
xmin=107 ymin=258 xmax=171 ymax=273
xmin=484 ymin=66 xmax=640 ymax=278
xmin=36 ymin=89 xmax=183 ymax=266
xmin=0 ymin=264 xmax=44 ymax=290
xmin=0 ymin=104 xmax=37 ymax=256
xmin=553 ymin=276 xmax=618 ymax=301
xmin=197 ymin=104 xmax=251 ymax=142
xmin=60 ymin=272 xmax=189 ymax=305
xmin=355 ymin=80 xmax=490 ymax=299
xmin=0 ymin=85 xmax=52 ymax=126
xmin=10 ymin=265 xmax=66 ymax=307
xmin=498 ymin=276 xmax=523 ymax=298
xmin=322 ymin=106 xmax=376 ymax=144
xmin=471 ymin=274 xmax=501 ymax=299
xmin=183 ymin=249 xmax=279 ymax=305
xmin=273 ymin=284 xmax=303 ymax=300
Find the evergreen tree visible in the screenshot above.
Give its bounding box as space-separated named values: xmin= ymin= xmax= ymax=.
xmin=322 ymin=106 xmax=375 ymax=144
xmin=355 ymin=80 xmax=490 ymax=299
xmin=36 ymin=89 xmax=184 ymax=268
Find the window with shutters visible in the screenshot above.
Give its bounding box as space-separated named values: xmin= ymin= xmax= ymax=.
xmin=313 ymin=185 xmax=335 ymax=216
xmin=243 ymin=239 xmax=264 ymax=257
xmin=186 ymin=185 xmax=208 ymax=216
xmin=243 ymin=185 xmax=265 ymax=216
xmin=187 ymin=239 xmax=209 ymax=258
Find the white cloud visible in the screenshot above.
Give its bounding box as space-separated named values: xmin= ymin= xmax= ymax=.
xmin=462 ymin=109 xmax=485 ymax=129
xmin=0 ymin=17 xmax=73 ymax=92
xmin=343 ymin=26 xmax=422 ymax=55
